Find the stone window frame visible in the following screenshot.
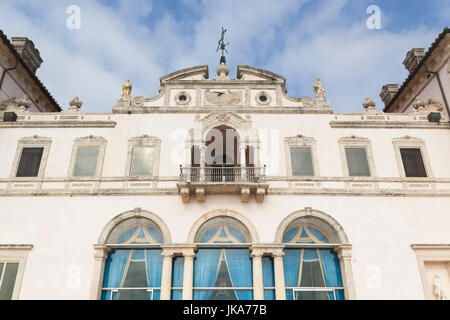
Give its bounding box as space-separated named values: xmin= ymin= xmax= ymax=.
xmin=338 ymin=136 xmax=377 ymax=178
xmin=411 ymin=244 xmax=450 ymax=300
xmin=90 ymin=208 xmax=172 ymax=300
xmin=255 ymin=91 xmax=272 ymax=106
xmin=284 ymin=135 xmax=320 ymax=179
xmin=174 ymin=91 xmax=192 ymax=106
xmin=274 ymin=207 xmax=356 ymax=300
xmin=125 ymin=135 xmax=161 ymax=178
xmin=392 ymin=136 xmax=433 ymax=179
xmin=67 ymin=136 xmax=107 ymax=179
xmin=0 ymin=245 xmax=33 ymax=300
xmin=10 ymin=135 xmax=51 ymax=180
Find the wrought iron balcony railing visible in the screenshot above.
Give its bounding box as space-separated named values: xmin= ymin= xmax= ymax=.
xmin=179 ymin=165 xmax=266 ymax=184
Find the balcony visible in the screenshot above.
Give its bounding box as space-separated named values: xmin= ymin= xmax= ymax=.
xmin=177 ymin=166 xmax=269 ymax=203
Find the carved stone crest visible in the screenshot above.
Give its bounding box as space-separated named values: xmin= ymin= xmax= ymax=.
xmin=300 ymin=97 xmax=315 ymax=107
xmin=131 ymin=96 xmax=144 ymax=108
xmin=204 ymin=89 xmax=242 ymax=106
xmin=216 ymin=113 xmax=231 ymax=122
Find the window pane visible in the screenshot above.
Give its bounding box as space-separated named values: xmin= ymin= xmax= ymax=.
xmin=0 ymin=263 xmax=19 ymax=300
xmin=400 ymin=148 xmax=427 ymax=177
xmin=130 ymin=147 xmax=154 ymax=176
xmin=73 ymin=146 xmax=99 ymax=177
xmin=291 ymin=147 xmax=314 ymax=176
xmin=345 ymin=147 xmax=370 ymax=176
xmin=16 ymin=147 xmax=43 ymax=177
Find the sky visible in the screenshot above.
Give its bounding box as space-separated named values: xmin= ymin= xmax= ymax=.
xmin=0 ymin=0 xmax=448 ymax=113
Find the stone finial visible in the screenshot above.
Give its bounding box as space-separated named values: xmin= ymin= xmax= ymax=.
xmin=17 ymin=96 xmax=31 ymax=112
xmin=413 ymin=96 xmax=443 ymax=114
xmin=121 ymin=78 xmax=132 ymax=100
xmin=64 ymin=96 xmax=83 ymax=113
xmin=313 ymin=77 xmax=325 ymax=100
xmin=426 ymin=97 xmax=444 ymax=112
xmin=413 ymin=97 xmax=426 ymax=112
xmin=0 ymin=96 xmax=30 ymax=113
xmin=362 ymin=97 xmax=376 ymax=111
xmin=215 ymin=61 xmax=230 ymax=81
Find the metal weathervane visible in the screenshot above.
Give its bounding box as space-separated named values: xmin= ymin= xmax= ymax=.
xmin=216 ymin=27 xmax=229 ymax=57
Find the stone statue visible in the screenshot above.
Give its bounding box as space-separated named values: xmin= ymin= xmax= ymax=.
xmin=313 ymin=77 xmax=325 ymax=100
xmin=122 ymin=79 xmax=132 ymax=100
xmin=63 ymin=96 xmax=83 ymax=113
xmin=433 ymin=274 xmax=447 ymax=300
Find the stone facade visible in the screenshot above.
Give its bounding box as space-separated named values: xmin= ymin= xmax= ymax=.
xmin=0 ymin=59 xmax=449 ymax=301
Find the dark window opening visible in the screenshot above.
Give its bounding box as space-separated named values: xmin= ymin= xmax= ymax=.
xmin=400 ymin=148 xmax=427 ymax=177
xmin=16 ymin=147 xmax=44 ymax=177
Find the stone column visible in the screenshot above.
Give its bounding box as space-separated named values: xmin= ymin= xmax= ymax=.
xmin=89 ymin=245 xmax=110 ymax=300
xmin=182 ymin=249 xmax=196 ymax=300
xmin=240 ymin=143 xmax=247 ymax=180
xmin=160 ymin=250 xmax=174 ymax=300
xmin=251 ymin=249 xmax=264 ymax=300
xmin=185 ymin=142 xmax=191 ymax=166
xmin=200 ymin=144 xmax=206 ymax=182
xmin=336 ymin=244 xmax=356 ymax=300
xmin=273 ymin=249 xmax=286 ymax=300
xmin=253 ymin=145 xmax=260 ymax=167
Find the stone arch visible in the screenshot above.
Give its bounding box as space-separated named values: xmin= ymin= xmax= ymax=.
xmin=187 ymin=208 xmax=259 ymax=244
xmin=97 ymin=207 xmax=171 ymax=245
xmin=274 ymin=207 xmax=349 ymax=244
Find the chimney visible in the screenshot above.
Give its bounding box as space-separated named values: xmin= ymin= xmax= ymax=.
xmin=403 ymin=48 xmax=425 ymax=74
xmin=379 ymin=84 xmax=399 ymax=106
xmin=11 ymin=37 xmax=43 ymax=73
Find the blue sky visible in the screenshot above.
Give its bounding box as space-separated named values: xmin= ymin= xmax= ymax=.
xmin=0 ymin=0 xmax=448 ymax=112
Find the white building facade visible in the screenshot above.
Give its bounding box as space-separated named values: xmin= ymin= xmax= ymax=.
xmin=0 ymin=58 xmax=449 ymax=300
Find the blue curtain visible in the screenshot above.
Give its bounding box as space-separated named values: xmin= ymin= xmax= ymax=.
xmin=262 ymin=256 xmax=274 ymax=287
xmin=335 ymin=289 xmax=345 ymax=300
xmin=226 ymin=249 xmax=253 ymax=300
xmin=262 ymin=256 xmax=275 ymax=300
xmin=103 ymin=249 xmax=130 ymax=289
xmin=193 ymin=248 xmax=221 ymax=300
xmin=283 ymin=249 xmax=301 ymax=287
xmin=145 ymin=249 xmax=162 ymax=289
xmin=318 ymin=249 xmax=343 ymax=287
xmin=171 ymin=256 xmax=184 ymax=300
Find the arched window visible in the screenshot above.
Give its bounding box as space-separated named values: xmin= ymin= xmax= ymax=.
xmin=282 ymin=218 xmax=344 ymax=300
xmin=193 ymin=217 xmax=253 ymax=300
xmin=101 ymin=217 xmax=163 ymax=300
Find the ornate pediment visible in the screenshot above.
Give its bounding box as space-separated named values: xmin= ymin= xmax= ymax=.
xmin=201 ymin=112 xmax=250 ymax=131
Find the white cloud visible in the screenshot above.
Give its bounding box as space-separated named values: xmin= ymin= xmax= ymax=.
xmin=0 ymin=0 xmax=445 ymax=113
